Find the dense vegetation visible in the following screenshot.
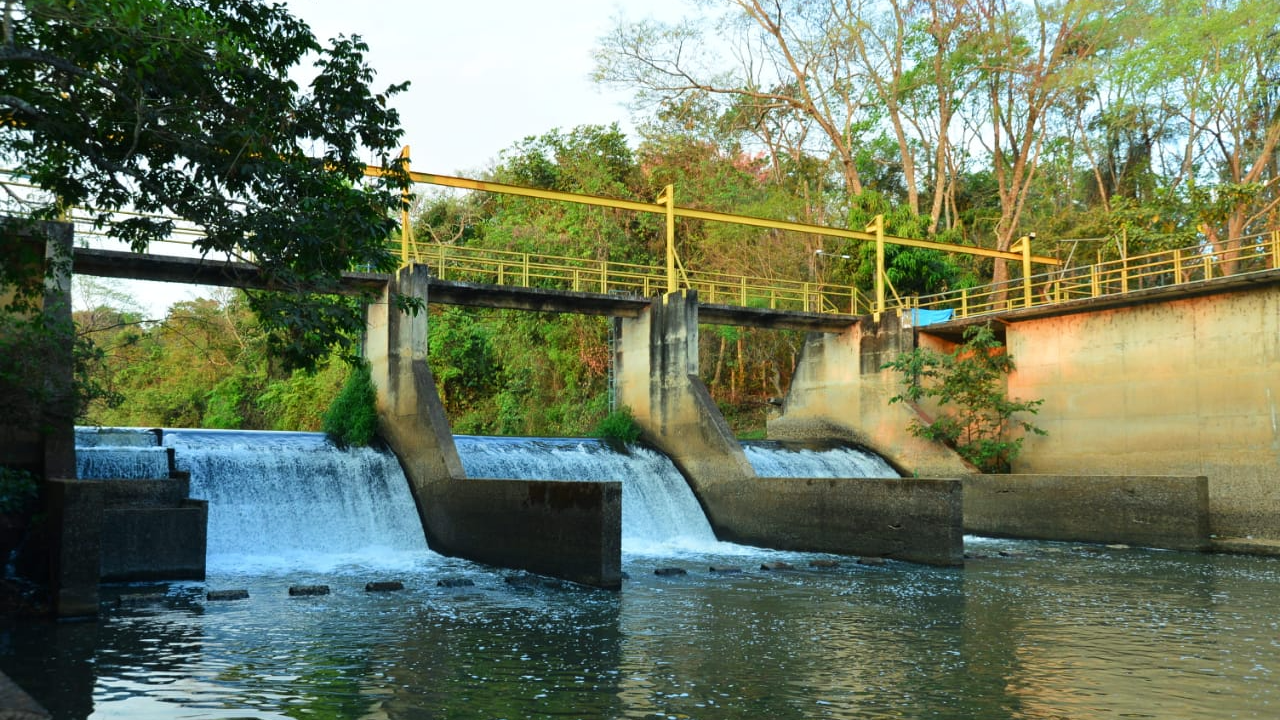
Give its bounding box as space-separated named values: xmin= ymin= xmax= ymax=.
xmin=884 ymin=325 xmax=1046 ymax=472
xmin=37 ymin=0 xmax=1280 ymax=441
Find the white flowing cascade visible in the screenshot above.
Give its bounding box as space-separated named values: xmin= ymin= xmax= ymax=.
xmin=164 ymin=430 xmax=429 ymax=570
xmin=743 ymin=441 xmax=901 ymax=478
xmin=455 ymin=436 xmax=719 ymax=554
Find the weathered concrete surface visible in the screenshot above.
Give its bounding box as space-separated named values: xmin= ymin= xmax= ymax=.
xmin=45 ymin=479 xmax=102 ymax=618
xmin=615 ymin=290 xmax=759 ymax=523
xmin=367 ymin=265 xmax=623 ymax=589
xmin=963 ymin=475 xmax=1211 ymax=551
xmin=618 ymin=292 xmax=963 ymax=564
xmin=1002 ymin=285 xmax=1280 ymax=540
xmin=100 ymin=476 xmax=208 ymax=582
xmin=0 ymin=670 xmax=50 ymax=720
xmin=704 ymin=477 xmax=964 ymax=566
xmin=430 ymin=479 xmax=622 ymax=589
xmin=0 ymin=221 xmax=76 ymax=481
xmin=769 ymin=313 xmax=972 ymax=477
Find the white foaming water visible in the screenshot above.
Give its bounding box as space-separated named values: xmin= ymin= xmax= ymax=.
xmin=455 ymin=436 xmax=722 ymax=555
xmin=163 ymin=429 xmax=431 ymax=573
xmin=76 ymin=446 xmax=172 ymax=480
xmin=743 ymin=440 xmax=900 ymax=478
xmin=74 ymin=426 xmax=160 ymax=448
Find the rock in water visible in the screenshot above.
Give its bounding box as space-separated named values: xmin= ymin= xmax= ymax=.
xmin=654 ymin=567 xmax=688 ymax=577
xmin=436 ymin=577 xmax=475 ymax=588
xmin=288 ymin=585 xmax=330 ymax=597
xmin=365 ymin=581 xmax=405 ymax=592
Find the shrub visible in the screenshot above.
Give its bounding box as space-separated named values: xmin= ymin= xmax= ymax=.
xmin=883 ymin=324 xmax=1046 ymax=473
xmin=322 ymin=360 xmax=379 ymax=448
xmin=592 ymin=406 xmax=643 ymax=444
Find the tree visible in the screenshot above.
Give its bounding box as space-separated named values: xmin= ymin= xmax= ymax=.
xmin=883 ymin=324 xmax=1045 ymax=472
xmin=1 ymin=0 xmax=418 ymax=371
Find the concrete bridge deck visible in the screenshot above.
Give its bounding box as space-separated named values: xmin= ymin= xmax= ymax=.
xmin=71 ymin=246 xmax=857 ymax=332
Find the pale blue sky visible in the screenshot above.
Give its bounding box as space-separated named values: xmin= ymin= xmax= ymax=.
xmin=286 ymin=0 xmax=685 ymax=175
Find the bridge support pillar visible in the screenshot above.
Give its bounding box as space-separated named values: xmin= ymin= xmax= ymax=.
xmin=769 ymin=313 xmax=972 ymax=478
xmin=367 ymin=265 xmax=622 ymax=589
xmin=617 ymin=291 xmax=963 ymax=565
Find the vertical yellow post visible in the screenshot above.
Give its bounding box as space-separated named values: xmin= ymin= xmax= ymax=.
xmin=867 ymin=215 xmax=885 ymax=321
xmin=1272 ymin=230 xmax=1280 ymax=270
xmin=658 ymin=184 xmax=676 ymax=293
xmin=398 ymin=146 xmax=413 ymax=268
xmin=1010 ymin=234 xmax=1033 ymax=308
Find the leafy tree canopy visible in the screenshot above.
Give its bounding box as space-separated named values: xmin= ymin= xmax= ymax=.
xmin=1 ymin=0 xmax=416 ymax=370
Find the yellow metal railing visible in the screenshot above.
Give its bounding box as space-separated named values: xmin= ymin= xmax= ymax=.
xmin=393 ymin=240 xmax=870 ymax=315
xmin=367 ymin=150 xmax=1061 ymax=320
xmin=905 ymin=230 xmax=1280 ymax=320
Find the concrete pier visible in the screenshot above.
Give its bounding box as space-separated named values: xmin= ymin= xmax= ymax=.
xmin=963 ymin=474 xmax=1211 ymax=551
xmin=768 ymin=313 xmax=971 ymax=477
xmin=617 ymin=290 xmax=964 ymax=566
xmin=367 ymin=265 xmax=623 ymax=588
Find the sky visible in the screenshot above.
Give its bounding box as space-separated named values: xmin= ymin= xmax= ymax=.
xmin=90 ymin=0 xmax=690 ymax=317
xmin=290 ymin=0 xmax=680 ymax=175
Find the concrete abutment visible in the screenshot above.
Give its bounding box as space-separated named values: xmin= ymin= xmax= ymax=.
xmin=367 ymin=265 xmax=623 ymax=589
xmin=616 ymin=290 xmax=965 ymax=566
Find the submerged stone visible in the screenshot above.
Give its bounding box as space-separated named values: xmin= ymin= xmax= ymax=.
xmin=504 ymin=573 xmax=563 ymax=589
xmin=709 ymin=566 xmax=742 ymax=574
xmin=760 ymin=561 xmax=795 ymax=571
xmin=366 ymin=581 xmax=405 ymax=592
xmin=288 ymin=585 xmax=330 ymax=597
xmin=654 ymin=567 xmax=687 ymax=577
xmin=206 ymin=589 xmax=248 ymax=602
xmin=856 ymin=557 xmax=887 ymax=567
xmin=436 ymin=577 xmax=475 ymax=588
xmin=809 ymin=559 xmax=841 ymax=568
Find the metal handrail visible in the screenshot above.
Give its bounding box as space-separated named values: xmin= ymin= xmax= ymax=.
xmin=907 ymin=230 xmax=1280 ymax=319
xmin=398 ymin=240 xmax=870 ymax=314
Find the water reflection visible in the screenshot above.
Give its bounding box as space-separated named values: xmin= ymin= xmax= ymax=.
xmin=2 ymin=541 xmax=1279 ymax=719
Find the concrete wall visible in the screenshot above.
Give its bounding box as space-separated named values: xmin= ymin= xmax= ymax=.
xmin=615 ymin=290 xmax=757 ymax=497
xmin=368 ymin=265 xmax=624 ymax=588
xmin=427 ymin=479 xmax=621 ymax=588
xmin=704 ymin=477 xmax=964 ymax=565
xmin=618 ymin=291 xmax=963 ymax=565
xmin=98 ymin=476 xmax=207 ymax=582
xmin=1004 ymin=286 xmax=1280 ymax=539
xmin=964 ymin=475 xmax=1210 ymax=551
xmin=769 ymin=313 xmax=972 ymax=477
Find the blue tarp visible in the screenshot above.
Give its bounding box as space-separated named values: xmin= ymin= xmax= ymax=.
xmin=909 ymin=308 xmax=955 ymax=327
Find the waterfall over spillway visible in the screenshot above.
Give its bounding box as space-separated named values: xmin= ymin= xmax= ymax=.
xmin=744 ymin=440 xmax=900 ymax=478
xmin=76 ymin=427 xmax=172 ymax=480
xmin=455 ymin=436 xmax=719 ymax=554
xmin=163 ymin=429 xmax=430 ymax=572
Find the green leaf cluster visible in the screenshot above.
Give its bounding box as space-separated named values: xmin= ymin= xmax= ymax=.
xmin=591 ymin=406 xmax=643 ymax=445
xmin=2 ymin=0 xmax=415 ymax=373
xmin=322 ymin=360 xmax=378 ymax=448
xmin=883 ymin=325 xmax=1046 ymax=473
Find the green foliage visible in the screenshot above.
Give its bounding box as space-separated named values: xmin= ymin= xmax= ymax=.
xmin=79 ymin=291 xmax=349 ymax=431
xmin=0 ymin=467 xmax=39 ymax=515
xmin=2 ymin=0 xmax=416 ymax=372
xmin=592 ymin=406 xmax=642 ymax=444
xmin=883 ymin=325 xmax=1046 ymax=473
xmin=322 ymin=361 xmax=378 ymax=448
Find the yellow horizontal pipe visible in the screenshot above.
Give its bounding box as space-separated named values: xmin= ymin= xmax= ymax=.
xmin=364 ymin=166 xmax=1061 ymax=266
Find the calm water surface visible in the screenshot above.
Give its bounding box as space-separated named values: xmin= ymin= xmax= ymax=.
xmin=3 ymin=538 xmax=1278 ymax=719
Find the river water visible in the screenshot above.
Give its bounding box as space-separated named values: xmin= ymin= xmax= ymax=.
xmin=2 ymin=430 xmax=1277 ymax=719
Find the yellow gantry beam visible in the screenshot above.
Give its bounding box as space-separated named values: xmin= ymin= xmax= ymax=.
xmin=363 ymin=165 xmax=1062 ymax=267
